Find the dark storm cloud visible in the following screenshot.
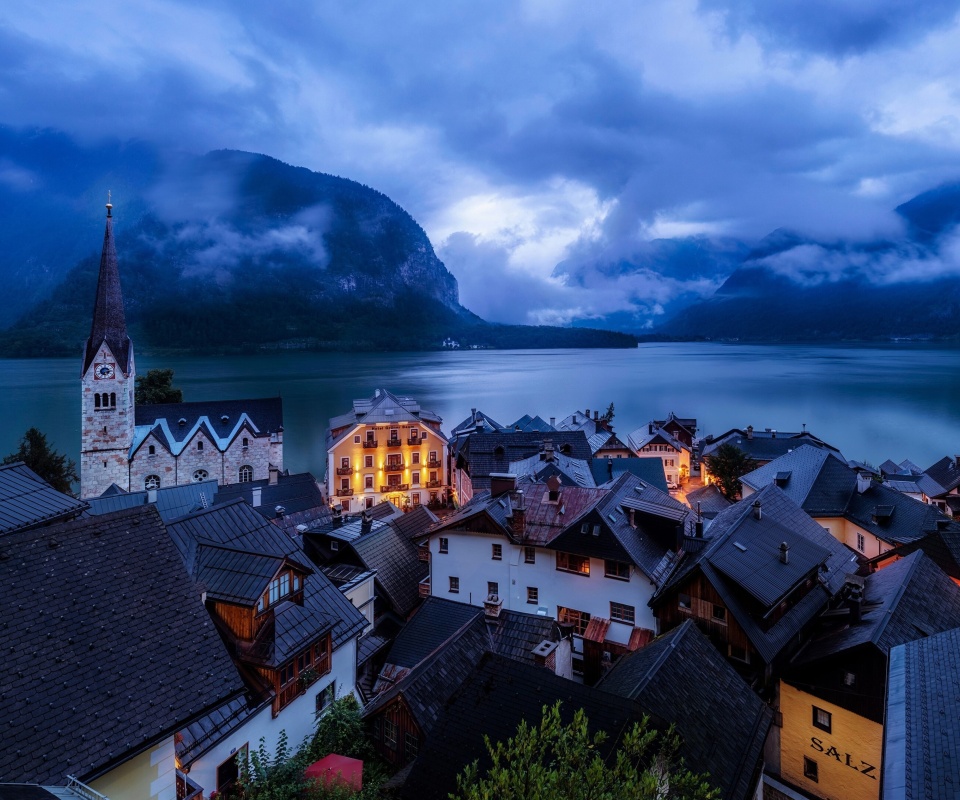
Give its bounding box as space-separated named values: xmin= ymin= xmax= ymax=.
xmin=703 ymin=0 xmax=960 ymax=55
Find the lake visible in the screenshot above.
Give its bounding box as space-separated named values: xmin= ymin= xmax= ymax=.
xmin=3 ymin=343 xmax=960 ymax=478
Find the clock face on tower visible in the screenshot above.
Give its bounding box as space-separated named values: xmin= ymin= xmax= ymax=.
xmin=94 ymin=362 xmax=116 ymax=380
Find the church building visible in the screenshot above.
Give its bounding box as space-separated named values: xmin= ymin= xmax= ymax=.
xmin=80 ymin=201 xmax=283 ymax=499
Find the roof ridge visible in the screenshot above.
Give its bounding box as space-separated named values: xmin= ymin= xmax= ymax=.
xmin=871 ymin=551 xmax=924 ymax=647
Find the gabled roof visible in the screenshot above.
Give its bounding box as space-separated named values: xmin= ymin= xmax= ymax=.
xmin=627 ymin=426 xmax=690 ymax=453
xmin=743 ymin=446 xmax=953 ymax=545
xmin=390 ymin=505 xmax=439 ymax=541
xmin=657 ymin=485 xmax=858 ymax=664
xmin=923 ymin=455 xmax=960 ymax=496
xmin=0 ymin=505 xmax=245 ymax=785
xmin=889 ymin=525 xmax=960 ymax=581
xmin=449 ymin=409 xmax=504 ymax=438
xmin=214 ymin=472 xmax=325 ymax=518
xmin=381 ymin=596 xmax=483 ymax=669
xmin=0 ymin=462 xmax=87 ymax=535
xmin=398 ymin=652 xmax=650 ymax=800
xmin=685 ymin=483 xmax=732 ymax=518
xmin=589 ymin=457 xmax=668 ymax=491
xmin=487 ymin=608 xmax=557 ymax=665
xmin=884 ymin=626 xmax=960 ymax=800
xmin=456 ymin=430 xmax=592 ymax=487
xmin=598 ymin=621 xmax=772 ymax=800
xmin=133 ymin=397 xmax=283 ymax=457
xmin=508 ymin=451 xmax=596 ymax=487
xmin=85 ymin=479 xmax=217 ymax=522
xmin=82 ymin=209 xmax=131 ymax=376
xmin=702 ymin=428 xmax=841 ymax=463
xmin=348 ymin=522 xmax=427 ymax=616
xmin=797 ymin=552 xmax=960 ymax=664
xmin=195 ymin=544 xmax=303 ymax=605
xmin=327 ymin=389 xmax=445 ymax=447
xmin=507 ymin=414 xmax=556 ymax=433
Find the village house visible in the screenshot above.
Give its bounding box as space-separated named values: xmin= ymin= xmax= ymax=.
xmin=627 ymin=422 xmax=692 ymax=489
xmin=425 ymin=471 xmax=690 ymax=683
xmin=774 ymin=552 xmax=960 ymax=800
xmin=740 ymin=445 xmax=958 ymax=559
xmin=79 ymin=202 xmax=284 ymax=499
xmin=917 ymin=454 xmax=960 ymax=515
xmin=326 ymin=389 xmax=449 ymax=512
xmin=650 ymin=484 xmax=857 ymax=686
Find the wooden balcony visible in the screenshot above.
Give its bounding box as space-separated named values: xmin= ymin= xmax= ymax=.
xmin=336 ymin=467 xmax=354 ymax=475
xmin=418 ymin=544 xmax=430 ymax=562
xmin=426 ymin=480 xmax=442 ymax=488
xmin=384 ymin=461 xmax=405 ymax=472
xmin=362 ymin=439 xmax=378 ymax=449
xmin=407 ymin=436 xmax=421 ymax=446
xmin=427 ymin=459 xmax=442 ymax=468
xmin=419 ymin=576 xmax=431 ymax=598
xmin=381 ymin=483 xmax=410 ymax=492
xmin=386 ymin=437 xmax=403 ymax=448
xmin=336 ymin=488 xmax=354 ymax=497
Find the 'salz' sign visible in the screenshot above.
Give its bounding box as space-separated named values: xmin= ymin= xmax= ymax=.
xmin=810 ymin=738 xmax=877 ymax=779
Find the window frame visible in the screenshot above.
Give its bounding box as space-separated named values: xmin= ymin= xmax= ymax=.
xmin=527 ymin=586 xmax=539 ymax=604
xmin=438 ymin=537 xmax=449 ymax=554
xmin=603 ymin=559 xmax=630 ymax=581
xmin=239 ymin=465 xmax=253 ymax=483
xmin=812 ymin=706 xmax=832 ymax=733
xmin=557 ymin=606 xmax=591 ymax=636
xmin=492 ymin=543 xmax=503 ymax=560
xmin=803 ymin=757 xmax=819 ymax=783
xmin=524 ymin=546 xmax=536 ymax=564
xmin=487 ymin=581 xmax=499 ymax=598
xmin=449 ymin=576 xmax=459 ymax=593
xmin=556 ymin=551 xmax=590 ymax=576
xmin=144 ymin=474 xmax=161 ymax=491
xmin=610 ymin=601 xmax=636 ymax=625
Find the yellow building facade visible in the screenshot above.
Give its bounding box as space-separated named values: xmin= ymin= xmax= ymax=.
xmin=779 ymin=681 xmax=882 ymax=800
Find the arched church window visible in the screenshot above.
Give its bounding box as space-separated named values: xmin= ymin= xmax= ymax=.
xmin=197 ymin=441 xmax=204 ymax=451
xmin=144 ymin=475 xmax=160 ymax=490
xmin=94 ymin=394 xmax=101 ymax=409
xmin=148 ymin=445 xmax=156 ymax=455
xmin=193 ymin=469 xmax=208 ymax=482
xmin=110 ymin=393 xmax=116 ymax=407
xmin=242 ymin=437 xmax=249 ymax=448
xmin=239 ymin=465 xmax=253 ymax=483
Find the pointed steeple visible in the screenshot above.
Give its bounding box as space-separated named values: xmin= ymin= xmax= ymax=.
xmin=83 ymin=196 xmax=131 ymax=375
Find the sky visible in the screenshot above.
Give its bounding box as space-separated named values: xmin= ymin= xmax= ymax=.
xmin=3 ymin=0 xmax=960 ymax=325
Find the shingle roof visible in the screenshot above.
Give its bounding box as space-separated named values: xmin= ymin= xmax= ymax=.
xmin=0 ymin=462 xmax=88 ymax=535
xmin=923 ymin=455 xmax=960 ymax=496
xmin=398 ymin=652 xmax=651 ymax=800
xmin=390 ymin=505 xmax=439 ymax=541
xmin=507 ymin=414 xmax=557 ymax=433
xmin=685 ymin=483 xmax=732 ymax=517
xmin=456 ymin=431 xmax=592 ymax=489
xmin=132 ymin=397 xmax=282 ymax=457
xmin=488 ymin=609 xmax=557 ymax=665
xmin=327 ymin=389 xmax=445 ymax=447
xmin=348 ymin=522 xmax=427 ymax=616
xmin=883 ymin=626 xmax=960 ymax=800
xmin=703 ymin=429 xmax=841 ymax=463
xmin=381 ymin=596 xmax=483 ymax=669
xmin=508 ymin=452 xmax=597 ymax=487
xmin=213 ymin=472 xmax=325 ymax=518
xmin=797 ymin=552 xmax=960 ymax=664
xmin=85 ymin=479 xmax=217 ymax=523
xmin=449 ymin=410 xmax=504 ymax=438
xmin=892 ymin=526 xmax=960 ymax=581
xmin=589 ymin=457 xmax=668 ymax=491
xmin=598 ymin=621 xmax=772 ymax=800
xmin=82 ymin=210 xmax=131 ymax=376
xmin=627 ymin=426 xmax=690 ymax=453
xmin=0 ymin=505 xmax=245 ymax=785
xmin=195 ymin=544 xmax=289 ymax=604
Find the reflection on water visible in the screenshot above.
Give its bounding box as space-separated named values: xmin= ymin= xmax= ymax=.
xmin=3 ymin=342 xmax=960 ymax=478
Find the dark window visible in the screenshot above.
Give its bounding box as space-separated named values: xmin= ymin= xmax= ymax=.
xmin=316 ymin=682 xmax=336 ymax=715
xmin=712 ymin=604 xmax=726 ymax=622
xmin=843 ymin=671 xmax=856 ymax=687
xmin=365 ymin=475 xmax=374 ymax=489
xmin=148 ymin=444 xmax=155 ymax=455
xmin=604 ymin=560 xmax=630 ymax=580
xmin=487 ymin=581 xmax=499 ymax=597
xmin=527 ymin=586 xmax=539 ymax=604
xmin=239 ymin=465 xmax=253 ymax=482
xmin=216 ymin=744 xmax=248 ymax=791
xmin=556 ymin=552 xmax=590 ymax=576
xmin=492 ymin=543 xmax=502 ymax=560
xmin=404 ymin=732 xmax=419 ymax=760
xmin=109 ymin=392 xmax=116 ymax=407
xmin=803 ymin=757 xmax=818 ymax=782
xmin=243 ymin=437 xmax=249 ymax=447
xmin=365 ymin=455 xmax=374 ymax=468
xmin=525 ymin=546 xmax=536 ymax=564
xmin=383 ymin=718 xmax=397 ymax=749
xmin=610 ymin=602 xmax=636 ymax=625
xmin=95 ymin=394 xmax=101 ymax=409
xmin=197 ymin=440 xmax=203 ymax=451
xmin=729 ymin=644 xmax=750 ymax=663
xmin=144 ymin=475 xmax=160 ymax=490
xmin=449 ymin=576 xmax=459 ymax=593
xmin=678 ymin=593 xmax=692 ymax=611
xmin=812 ymin=706 xmax=832 ymax=733
xmin=439 ymin=537 xmax=449 ymax=554
xmin=341 ymin=457 xmax=350 ymax=469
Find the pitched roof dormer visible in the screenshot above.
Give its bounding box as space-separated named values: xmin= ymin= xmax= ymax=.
xmin=83 ymin=200 xmax=131 ymax=376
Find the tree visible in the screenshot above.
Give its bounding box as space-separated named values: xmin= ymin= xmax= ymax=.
xmin=601 ymin=402 xmax=615 ymax=423
xmin=135 ymin=368 xmax=183 ymax=405
xmin=702 ymin=443 xmax=757 ymax=501
xmin=454 ymin=702 xmax=718 ymax=800
xmin=3 ymin=427 xmax=78 ymax=494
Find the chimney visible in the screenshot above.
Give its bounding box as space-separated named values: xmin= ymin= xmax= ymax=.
xmin=269 ymin=464 xmax=279 ymax=486
xmin=594 ymin=410 xmax=599 ymax=421
xmin=550 ymin=417 xmax=556 ymax=427
xmin=541 ymin=440 xmax=555 ymax=462
xmin=753 ymin=499 xmax=762 ymax=521
xmin=510 ymin=490 xmax=526 ymax=535
xmin=649 ymin=422 xmax=654 ymax=434
xmin=275 ymin=505 xmax=285 ymax=519
xmin=332 ymin=505 xmax=343 ymax=525
xmin=746 ymin=425 xmax=754 ymax=440
xmin=585 ymin=409 xmax=590 ymax=421
xmin=547 ymin=474 xmax=561 ymax=502
xmin=771 ymin=429 xmax=777 ymax=439
xmin=490 ymin=473 xmax=517 ymax=497
xmin=147 ymin=488 xmax=158 ymax=504
xmin=252 ymin=486 xmax=262 ymax=507
xmin=779 ymin=542 xmax=789 ymax=564
xmin=361 ymin=509 xmax=373 ymax=532
xmin=857 ymin=473 xmax=872 ymax=494
xmin=607 ymin=458 xmax=614 ymax=480
xmin=695 ymin=503 xmax=704 ymax=538
xmin=483 ymin=593 xmax=504 ymax=619
xmin=955 ymin=455 xmax=960 ymax=470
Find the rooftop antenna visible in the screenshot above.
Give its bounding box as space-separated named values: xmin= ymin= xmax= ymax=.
xmin=106 ymin=190 xmax=112 ymax=218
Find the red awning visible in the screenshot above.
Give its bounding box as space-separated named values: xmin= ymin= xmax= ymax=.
xmin=582 ymin=617 xmax=611 ymax=643
xmin=305 ymin=754 xmax=363 ymax=791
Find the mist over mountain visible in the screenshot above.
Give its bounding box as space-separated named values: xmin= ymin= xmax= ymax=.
xmin=0 ymin=129 xmax=635 ymax=354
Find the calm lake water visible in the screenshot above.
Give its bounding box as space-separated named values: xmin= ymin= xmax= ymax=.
xmin=4 ymin=343 xmax=960 ymax=478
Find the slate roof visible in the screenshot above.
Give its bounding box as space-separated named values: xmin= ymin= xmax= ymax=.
xmin=456 ymin=430 xmax=592 ymax=489
xmin=797 ymin=552 xmax=960 ymax=664
xmin=657 ymin=485 xmax=858 ymax=665
xmin=883 ymin=626 xmax=960 ymax=800
xmin=214 ymin=472 xmax=325 ymax=518
xmin=488 ymin=608 xmax=558 ymax=665
xmin=742 ymin=445 xmax=953 ymax=545
xmin=589 ymin=456 xmax=668 ymax=491
xmin=702 ymin=428 xmax=841 ymax=463
xmin=382 ymin=596 xmax=483 ymax=669
xmin=390 ymin=505 xmax=439 ymax=541
xmin=85 ymin=479 xmax=217 ymax=522
xmin=627 ymin=426 xmax=690 ymax=453
xmin=132 ymin=397 xmax=283 ymax=457
xmin=195 ymin=544 xmax=290 ymax=604
xmin=348 ymin=522 xmax=427 ymax=616
xmin=507 ymin=414 xmax=556 ymax=432
xmin=923 ymin=455 xmax=960 ymax=496
xmin=398 ymin=652 xmax=651 ymax=800
xmin=0 ymin=462 xmax=88 ymax=535
xmin=598 ymin=621 xmax=772 ymax=800
xmin=555 ymin=409 xmax=598 ymax=435
xmin=176 ymin=694 xmax=261 ymax=767
xmin=167 ymin=499 xmax=365 ymax=650
xmin=685 ymin=483 xmax=732 ymax=518
xmin=82 ymin=210 xmax=131 ymax=376
xmin=890 ymin=526 xmax=960 ymax=581
xmin=449 ymin=409 xmax=504 ymax=438
xmin=327 ymin=389 xmax=445 ymax=448
xmin=508 ymin=452 xmax=597 ymax=487
xmin=0 ymin=505 xmax=245 ymax=785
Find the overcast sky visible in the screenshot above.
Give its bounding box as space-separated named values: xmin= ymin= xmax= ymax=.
xmin=3 ymin=1 xmax=960 ymax=324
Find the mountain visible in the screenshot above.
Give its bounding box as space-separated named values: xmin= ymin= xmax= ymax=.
xmin=0 ymin=130 xmax=636 ymax=354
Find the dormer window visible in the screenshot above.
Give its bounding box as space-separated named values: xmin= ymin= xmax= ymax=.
xmin=269 ymin=572 xmax=291 ymax=605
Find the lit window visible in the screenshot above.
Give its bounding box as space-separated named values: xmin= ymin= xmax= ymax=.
xmin=557 ymin=606 xmax=591 ymax=635
xmin=524 ymin=547 xmax=536 ymax=564
xmin=239 ymin=465 xmax=253 ymax=482
xmin=412 ymin=493 xmax=420 ymax=505
xmin=449 ymin=576 xmax=459 ymax=593
xmin=144 ymin=475 xmax=160 ymax=490
xmin=556 ymin=552 xmax=590 ymax=576
xmin=193 ymin=469 xmax=208 ymax=482
xmin=439 ymin=537 xmax=449 ymax=554
xmin=341 ymin=457 xmax=350 ymax=469
xmin=604 ymin=560 xmax=630 ymax=580
xmin=492 ymin=543 xmax=502 ymax=560
xmin=487 ymin=581 xmax=499 ymax=597
xmin=803 ymin=757 xmax=818 ymax=783
xmin=610 ymin=602 xmax=635 ymax=625
xmin=812 ymin=706 xmax=832 ymax=733
xmin=429 ymin=451 xmax=438 ymax=462
xmin=527 ymin=586 xmax=539 ymax=604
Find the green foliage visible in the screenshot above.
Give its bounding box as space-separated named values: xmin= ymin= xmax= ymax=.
xmin=454 ymin=702 xmax=718 ymax=800
xmin=2 ymin=427 xmax=78 ymax=495
xmin=601 ymin=402 xmax=615 ymax=423
xmin=135 ymin=368 xmax=183 ymax=404
xmin=702 ymin=443 xmax=757 ymax=501
xmin=306 ymin=694 xmax=369 ymax=762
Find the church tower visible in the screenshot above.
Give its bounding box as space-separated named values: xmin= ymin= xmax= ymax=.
xmin=80 ymin=199 xmax=136 ymax=498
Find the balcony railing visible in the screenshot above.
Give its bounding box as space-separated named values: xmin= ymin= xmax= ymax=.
xmin=336 ymin=488 xmax=354 ymax=497
xmin=336 ymin=467 xmax=354 ymax=475
xmin=407 ymin=436 xmax=421 ymax=446
xmin=381 ymin=483 xmax=410 ymax=492
xmin=384 ymin=461 xmax=405 ymax=472
xmin=419 ymin=576 xmax=431 ymax=598
xmin=427 ymin=459 xmax=442 ymax=468
xmin=386 ymin=437 xmax=403 ymax=448
xmin=426 ymin=480 xmax=442 ymax=488
xmin=362 ymin=439 xmax=378 ymax=449
xmin=418 ymin=544 xmax=430 ymax=562
xmin=176 ymin=771 xmax=204 ymax=800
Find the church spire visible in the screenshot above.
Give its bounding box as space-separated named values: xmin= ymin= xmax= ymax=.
xmin=82 ymin=196 xmax=131 ymax=375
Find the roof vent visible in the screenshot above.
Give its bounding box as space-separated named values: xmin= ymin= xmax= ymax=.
xmin=296 ymin=524 xmax=309 ymax=534
xmin=274 ymin=505 xmax=285 ymax=518
xmin=752 ymin=499 xmax=762 ymax=521
xmin=178 ymin=418 xmax=187 ymax=426
xmin=734 ymin=541 xmax=747 ymax=552
xmin=220 ymin=415 xmax=229 ymax=422
xmin=779 ymin=542 xmax=789 ymax=564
